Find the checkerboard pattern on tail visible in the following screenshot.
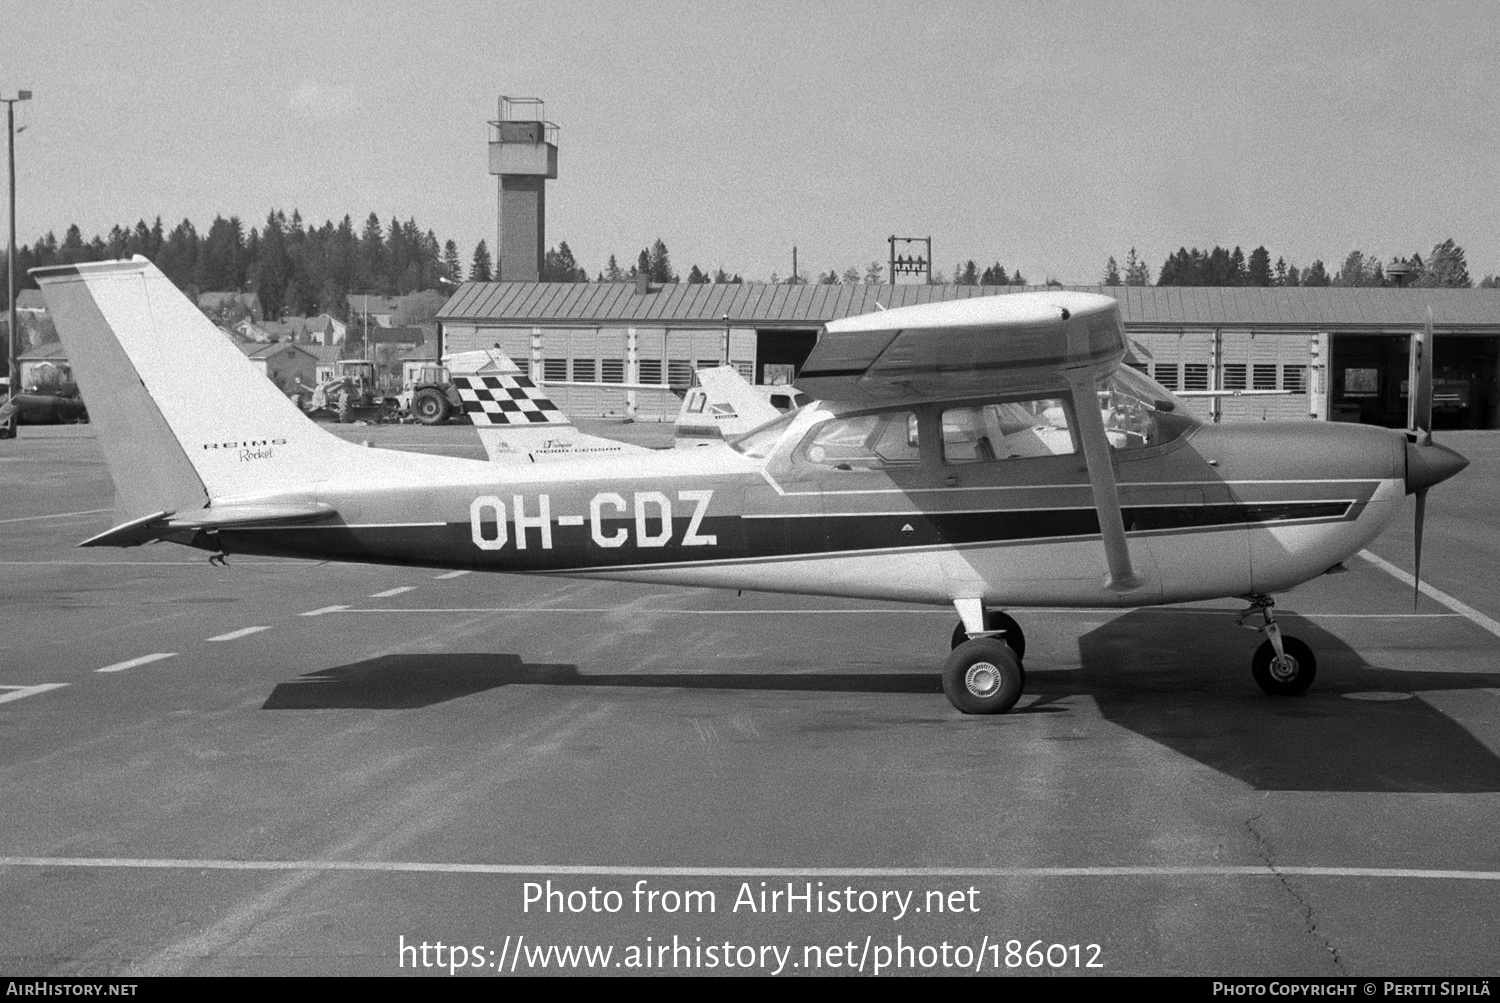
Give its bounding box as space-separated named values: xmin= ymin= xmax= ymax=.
xmin=452 ymin=375 xmax=568 ymax=426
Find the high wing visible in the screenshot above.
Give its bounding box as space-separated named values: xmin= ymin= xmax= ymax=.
xmin=797 ymin=291 xmax=1141 ymax=592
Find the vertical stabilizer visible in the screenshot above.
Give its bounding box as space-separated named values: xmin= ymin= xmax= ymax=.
xmin=34 ymin=257 xmax=367 ymax=519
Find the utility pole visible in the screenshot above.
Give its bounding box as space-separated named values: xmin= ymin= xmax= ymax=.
xmin=4 ymin=89 xmax=32 ymax=439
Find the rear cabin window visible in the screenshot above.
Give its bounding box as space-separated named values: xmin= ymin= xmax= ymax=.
xmin=803 ymin=412 xmax=919 ymax=471
xmin=942 ymin=400 xmax=1074 ymax=463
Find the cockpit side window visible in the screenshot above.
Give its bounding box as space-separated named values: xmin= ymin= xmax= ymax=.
xmin=801 ymin=411 xmax=920 ymax=471
xmin=942 ymin=399 xmax=1075 ymax=463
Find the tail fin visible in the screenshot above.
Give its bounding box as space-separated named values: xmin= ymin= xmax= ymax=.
xmin=34 ymin=257 xmax=365 ymax=520
xmin=444 ymin=357 xmax=647 ymax=463
xmin=673 ymin=366 xmax=795 ymax=444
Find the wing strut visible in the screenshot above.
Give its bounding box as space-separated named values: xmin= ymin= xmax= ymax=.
xmin=1067 ymin=375 xmax=1142 ymax=593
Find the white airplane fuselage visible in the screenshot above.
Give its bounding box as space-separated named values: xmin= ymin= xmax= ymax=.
xmin=206 ymin=405 xmax=1410 ymax=611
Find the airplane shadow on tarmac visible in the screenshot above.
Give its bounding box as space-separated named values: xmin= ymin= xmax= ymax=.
xmin=261 ymin=654 xmax=949 ymax=712
xmin=263 ymin=610 xmax=1500 ymax=793
xmin=1051 ymin=608 xmax=1500 ymax=794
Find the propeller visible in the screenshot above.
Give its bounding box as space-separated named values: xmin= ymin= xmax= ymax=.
xmin=1409 ymin=308 xmax=1432 ymax=608
xmin=1402 ymin=307 xmax=1470 ymax=608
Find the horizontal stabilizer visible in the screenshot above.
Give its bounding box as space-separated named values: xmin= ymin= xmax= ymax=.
xmin=79 ymin=503 xmax=338 ymax=548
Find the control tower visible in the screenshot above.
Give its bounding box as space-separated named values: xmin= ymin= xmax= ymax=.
xmin=488 ymin=96 xmax=558 ymax=282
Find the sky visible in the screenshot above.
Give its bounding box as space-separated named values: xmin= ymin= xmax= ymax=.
xmin=5 ymin=1 xmax=1499 ymax=285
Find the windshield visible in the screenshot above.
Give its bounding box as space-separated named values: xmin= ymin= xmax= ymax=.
xmin=1100 ymin=367 xmax=1196 ymax=449
xmin=729 ymin=409 xmax=804 ymax=458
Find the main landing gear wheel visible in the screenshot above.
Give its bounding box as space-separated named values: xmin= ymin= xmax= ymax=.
xmin=950 ymin=610 xmax=1026 ymax=661
xmin=1252 ymin=636 xmax=1317 ymax=696
xmin=943 ymin=639 xmax=1025 ymax=715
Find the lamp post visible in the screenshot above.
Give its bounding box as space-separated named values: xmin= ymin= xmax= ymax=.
xmin=4 ymin=89 xmax=31 ymax=438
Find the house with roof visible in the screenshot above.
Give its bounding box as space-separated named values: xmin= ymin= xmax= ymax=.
xmin=347 ymin=294 xmax=402 ymax=330
xmin=436 ymin=280 xmax=1500 ymax=427
xmin=306 ymin=345 xmax=343 ymax=384
xmin=236 ymin=341 xmax=319 ymax=395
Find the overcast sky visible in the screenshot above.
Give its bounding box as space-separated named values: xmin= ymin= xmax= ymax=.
xmin=5 ymin=1 xmax=1498 ymax=284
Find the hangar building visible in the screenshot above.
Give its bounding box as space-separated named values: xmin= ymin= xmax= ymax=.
xmin=435 ymin=280 xmax=1500 ymax=429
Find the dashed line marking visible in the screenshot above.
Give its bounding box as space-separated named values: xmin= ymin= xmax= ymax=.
xmin=95 ymin=653 xmax=177 ymax=674
xmin=300 ymin=605 xmax=351 ymax=617
xmin=433 ymin=571 xmax=471 ymax=579
xmin=1359 ymin=550 xmax=1500 ymax=639
xmin=0 ymin=857 xmax=1496 ymax=881
xmin=0 ymin=684 xmax=69 ymax=705
xmin=370 ymin=587 xmax=418 ymax=598
xmin=206 ymin=626 xmax=270 ymax=642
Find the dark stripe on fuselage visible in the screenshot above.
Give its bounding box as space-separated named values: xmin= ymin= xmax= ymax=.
xmin=217 ymin=500 xmax=1359 ymax=572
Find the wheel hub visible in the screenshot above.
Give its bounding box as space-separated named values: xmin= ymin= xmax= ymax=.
xmin=1269 ymin=654 xmax=1299 ymax=682
xmin=965 ymin=662 xmax=1001 ymax=698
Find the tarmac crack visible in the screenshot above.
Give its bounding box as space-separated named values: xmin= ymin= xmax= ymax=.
xmin=1245 ymin=813 xmax=1344 ymax=973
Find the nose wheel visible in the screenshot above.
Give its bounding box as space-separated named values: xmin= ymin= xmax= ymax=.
xmin=1239 ymin=595 xmax=1317 ymax=696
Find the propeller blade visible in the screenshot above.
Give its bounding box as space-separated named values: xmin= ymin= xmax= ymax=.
xmin=1409 ymin=307 xmax=1434 ymax=446
xmin=1413 ymin=488 xmax=1427 ymax=610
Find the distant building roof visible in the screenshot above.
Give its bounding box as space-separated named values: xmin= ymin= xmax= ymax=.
xmin=366 ymin=325 xmax=425 ymax=345
xmin=438 ymin=281 xmax=1500 ymax=334
xmin=236 ymin=342 xmax=317 ymax=361
xmin=307 ymin=345 xmax=343 ymax=365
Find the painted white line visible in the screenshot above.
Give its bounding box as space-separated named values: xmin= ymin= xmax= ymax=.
xmin=300 ymin=605 xmax=351 ymax=617
xmin=95 ymin=653 xmax=177 ymax=674
xmin=0 ymin=684 xmax=69 ymax=705
xmin=556 ymin=515 xmax=585 ymax=527
xmin=0 ymin=508 xmax=111 ymax=525
xmin=314 ymin=606 xmax=1463 ymax=619
xmin=433 ymin=571 xmax=471 ymax=580
xmin=0 ymin=856 xmax=1496 ymax=881
xmin=0 ymin=560 xmax=317 ymax=566
xmin=1359 ymin=550 xmax=1500 ymax=640
xmin=206 ymin=626 xmax=270 ymax=642
xmin=370 ymin=586 xmax=418 ymax=598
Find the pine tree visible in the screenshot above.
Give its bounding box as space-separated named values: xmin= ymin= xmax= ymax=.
xmin=443 ymin=240 xmax=462 ymax=282
xmin=1302 ymin=260 xmax=1329 ymax=286
xmin=647 ymin=239 xmax=675 ymax=283
xmin=469 ymin=240 xmax=494 ymax=282
xmin=1123 ymin=248 xmax=1150 ymax=286
xmin=1419 ymin=238 xmax=1472 ymax=288
xmin=1248 ymin=246 xmax=1272 ymax=286
xmin=1102 ymin=256 xmax=1121 ymax=286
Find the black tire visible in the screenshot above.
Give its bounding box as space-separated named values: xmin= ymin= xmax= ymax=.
xmin=412 ymin=387 xmax=450 ymax=426
xmin=950 ymin=610 xmax=1026 ymax=660
xmin=942 ymin=638 xmax=1025 ymax=715
xmin=1252 ymin=635 xmax=1317 ymax=696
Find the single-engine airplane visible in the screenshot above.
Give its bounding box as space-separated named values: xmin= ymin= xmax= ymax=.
xmin=33 ymin=258 xmax=1468 ymax=713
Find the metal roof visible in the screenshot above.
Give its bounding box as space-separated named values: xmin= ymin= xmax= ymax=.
xmin=438 ymin=281 xmax=1500 ymax=333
